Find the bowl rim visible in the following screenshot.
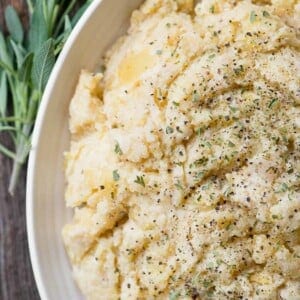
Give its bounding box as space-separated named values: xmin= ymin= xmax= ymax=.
xmin=26 ymin=1 xmax=102 ymax=299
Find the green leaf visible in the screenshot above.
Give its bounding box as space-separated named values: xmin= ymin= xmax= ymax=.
xmin=268 ymin=98 xmax=278 ymax=108
xmin=19 ymin=53 xmax=34 ymax=83
xmin=134 ymin=175 xmax=145 ymax=187
xmin=169 ymin=291 xmax=180 ymax=300
xmin=26 ymin=0 xmax=34 ymax=14
xmin=10 ymin=39 xmax=25 ymax=68
xmin=0 ymin=31 xmax=13 ymax=68
xmin=113 ymin=170 xmax=120 ymax=181
xmin=71 ymin=0 xmax=93 ymax=26
xmin=250 ymin=11 xmax=257 ymax=23
xmin=0 ymin=58 xmax=15 ymax=76
xmin=32 ymin=38 xmax=55 ymax=91
xmin=54 ymin=15 xmax=73 ymax=54
xmin=0 ymin=143 xmax=16 ymax=160
xmin=5 ymin=6 xmax=24 ymax=43
xmin=262 ymin=11 xmax=270 ymax=17
xmin=64 ymin=15 xmax=72 ymax=33
xmin=0 ymin=71 xmax=7 ymax=117
xmin=28 ymin=1 xmax=48 ymax=52
xmin=114 ymin=142 xmax=123 ymax=155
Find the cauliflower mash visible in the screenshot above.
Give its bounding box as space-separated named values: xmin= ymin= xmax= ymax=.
xmin=63 ymin=0 xmax=300 ymax=299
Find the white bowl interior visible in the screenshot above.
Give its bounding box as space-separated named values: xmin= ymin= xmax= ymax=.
xmin=27 ymin=1 xmax=144 ymax=299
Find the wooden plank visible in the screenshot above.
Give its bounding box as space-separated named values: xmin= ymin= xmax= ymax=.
xmin=0 ymin=0 xmax=38 ymax=295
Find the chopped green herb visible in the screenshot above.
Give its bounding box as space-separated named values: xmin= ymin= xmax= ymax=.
xmin=281 ymin=183 xmax=289 ymax=192
xmin=250 ymin=11 xmax=257 ymax=23
xmin=166 ymin=126 xmax=174 ymax=134
xmin=195 ymin=157 xmax=209 ymax=166
xmin=195 ymin=171 xmax=205 ymax=180
xmin=169 ymin=291 xmax=180 ymax=300
xmin=172 ymin=101 xmax=179 ymax=106
xmin=228 ymin=141 xmax=235 ymax=147
xmin=224 ymin=187 xmax=232 ymax=197
xmin=114 ymin=142 xmax=123 ymax=155
xmin=226 ymin=222 xmax=232 ymax=230
xmin=156 ymin=49 xmax=163 ymax=55
xmin=262 ymin=11 xmax=270 ymax=17
xmin=268 ymin=98 xmax=278 ymax=108
xmin=203 ymin=279 xmax=212 ymax=288
xmin=196 ymin=127 xmax=204 ymax=135
xmin=193 ymin=91 xmax=200 ymax=102
xmin=113 ymin=170 xmax=120 ymax=181
xmin=175 ymin=181 xmax=184 ymax=191
xmin=233 ymin=65 xmax=244 ymax=75
xmin=205 ymin=141 xmax=212 ymax=148
xmin=202 ymin=184 xmax=210 ymax=191
xmin=209 ymin=5 xmax=215 ymax=14
xmin=134 ymin=176 xmax=145 ymax=187
xmin=208 ymin=54 xmax=216 ymax=60
xmin=229 ymin=106 xmax=238 ymax=113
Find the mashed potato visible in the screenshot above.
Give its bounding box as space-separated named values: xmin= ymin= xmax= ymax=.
xmin=63 ymin=0 xmax=300 ymax=299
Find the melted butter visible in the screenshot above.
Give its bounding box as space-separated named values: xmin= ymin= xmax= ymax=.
xmin=118 ymin=50 xmax=155 ymax=85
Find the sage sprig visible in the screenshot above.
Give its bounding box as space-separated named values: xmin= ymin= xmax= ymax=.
xmin=0 ymin=0 xmax=93 ymax=195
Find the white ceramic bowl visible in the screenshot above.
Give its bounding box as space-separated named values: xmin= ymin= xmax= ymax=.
xmin=26 ymin=1 xmax=143 ymax=299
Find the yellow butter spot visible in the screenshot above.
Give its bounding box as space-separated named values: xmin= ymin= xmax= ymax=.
xmin=250 ymin=273 xmax=272 ymax=285
xmin=118 ymin=50 xmax=155 ymax=85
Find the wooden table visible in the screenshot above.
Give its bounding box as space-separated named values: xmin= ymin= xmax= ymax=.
xmin=0 ymin=1 xmax=40 ymax=298
xmin=0 ymin=1 xmax=83 ymax=299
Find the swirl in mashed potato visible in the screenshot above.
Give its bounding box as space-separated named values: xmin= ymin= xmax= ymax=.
xmin=63 ymin=0 xmax=300 ymax=299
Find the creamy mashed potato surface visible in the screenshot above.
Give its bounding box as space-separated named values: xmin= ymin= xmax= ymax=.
xmin=63 ymin=0 xmax=300 ymax=299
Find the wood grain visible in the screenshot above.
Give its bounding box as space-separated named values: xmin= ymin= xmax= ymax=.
xmin=0 ymin=3 xmax=39 ymax=299
xmin=0 ymin=1 xmax=39 ymax=298
xmin=0 ymin=140 xmax=39 ymax=300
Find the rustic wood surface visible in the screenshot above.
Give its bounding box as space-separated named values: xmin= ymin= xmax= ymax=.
xmin=0 ymin=1 xmax=40 ymax=298
xmin=0 ymin=1 xmax=84 ymax=299
xmin=0 ymin=0 xmax=38 ymax=298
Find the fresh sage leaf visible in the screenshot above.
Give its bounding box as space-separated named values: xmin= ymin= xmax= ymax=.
xmin=0 ymin=32 xmax=13 ymax=68
xmin=71 ymin=0 xmax=93 ymax=26
xmin=0 ymin=71 xmax=7 ymax=117
xmin=0 ymin=0 xmax=93 ymax=194
xmin=5 ymin=6 xmax=24 ymax=43
xmin=10 ymin=39 xmax=25 ymax=68
xmin=55 ymin=16 xmax=72 ymax=54
xmin=19 ymin=53 xmax=34 ymax=83
xmin=64 ymin=15 xmax=72 ymax=33
xmin=28 ymin=1 xmax=48 ymax=52
xmin=32 ymin=39 xmax=55 ymax=91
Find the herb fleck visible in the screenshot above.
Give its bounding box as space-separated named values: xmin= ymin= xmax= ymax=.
xmin=228 ymin=141 xmax=235 ymax=147
xmin=166 ymin=126 xmax=174 ymax=134
xmin=135 ymin=176 xmax=145 ymax=187
xmin=114 ymin=142 xmax=123 ymax=155
xmin=175 ymin=181 xmax=184 ymax=191
xmin=250 ymin=11 xmax=257 ymax=23
xmin=262 ymin=11 xmax=270 ymax=17
xmin=268 ymin=98 xmax=278 ymax=108
xmin=113 ymin=170 xmax=120 ymax=181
